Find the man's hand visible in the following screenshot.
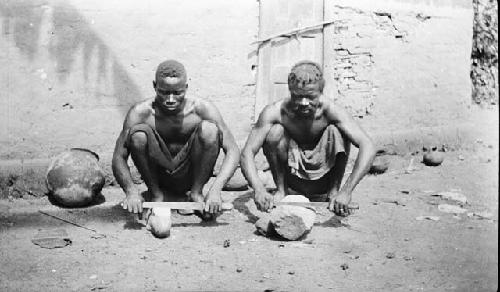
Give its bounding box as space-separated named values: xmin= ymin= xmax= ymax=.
xmin=255 ymin=190 xmax=275 ymax=212
xmin=121 ymin=189 xmax=144 ymax=214
xmin=204 ymin=189 xmax=222 ymax=214
xmin=328 ymin=191 xmax=353 ymax=216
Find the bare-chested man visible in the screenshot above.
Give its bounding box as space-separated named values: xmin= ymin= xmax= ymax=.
xmin=241 ymin=61 xmax=376 ymax=216
xmin=112 ymin=60 xmax=240 ymax=220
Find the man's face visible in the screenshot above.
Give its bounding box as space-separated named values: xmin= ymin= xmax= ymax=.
xmin=154 ymin=77 xmax=187 ymax=113
xmin=289 ymin=82 xmax=322 ymax=117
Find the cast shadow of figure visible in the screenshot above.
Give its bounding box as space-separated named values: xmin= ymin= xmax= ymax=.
xmin=0 ymin=0 xmax=45 ymax=60
xmin=232 ymin=190 xmax=261 ymax=223
xmin=315 ymin=214 xmax=351 ymax=228
xmin=120 ymin=191 xmax=230 ymax=230
xmin=46 ymin=190 xmax=106 ymax=208
xmin=0 ymin=0 xmax=141 ymax=114
xmin=122 ymin=214 xmax=230 ymax=230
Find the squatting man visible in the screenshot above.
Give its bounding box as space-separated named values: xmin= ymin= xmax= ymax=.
xmin=112 ymin=60 xmax=240 ymax=220
xmin=112 ymin=59 xmax=376 ymax=219
xmin=241 ymin=60 xmax=376 ymax=216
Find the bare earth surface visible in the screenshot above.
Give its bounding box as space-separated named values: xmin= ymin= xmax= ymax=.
xmin=0 ymin=149 xmax=498 ymax=291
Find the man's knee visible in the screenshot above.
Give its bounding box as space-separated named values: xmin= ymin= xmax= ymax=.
xmin=265 ymin=124 xmax=287 ymax=150
xmin=129 ymin=132 xmax=148 ymax=150
xmin=263 ymin=124 xmax=288 ymax=155
xmin=197 ymin=121 xmax=220 ymax=146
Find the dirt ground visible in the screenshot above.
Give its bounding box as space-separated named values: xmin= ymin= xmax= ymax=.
xmin=0 ymin=146 xmax=497 ymax=291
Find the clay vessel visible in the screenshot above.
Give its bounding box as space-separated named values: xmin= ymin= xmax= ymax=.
xmin=423 ymin=147 xmax=444 ymax=166
xmin=46 ymin=148 xmax=105 ymax=207
xmin=369 ymin=150 xmax=390 ymax=174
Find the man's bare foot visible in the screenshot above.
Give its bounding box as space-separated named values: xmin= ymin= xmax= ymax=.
xmin=177 ymin=209 xmax=195 ymax=216
xmin=177 ymin=191 xmax=198 ymax=216
xmin=273 ymin=190 xmax=286 ymax=204
xmin=188 ymin=191 xmax=217 ymax=221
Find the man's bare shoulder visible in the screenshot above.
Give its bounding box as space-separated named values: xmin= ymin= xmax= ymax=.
xmin=320 ymin=96 xmax=350 ymax=123
xmin=125 ymin=98 xmax=155 ymax=126
xmin=190 ymin=96 xmax=211 ymax=110
xmin=257 ymin=100 xmax=283 ymax=125
xmin=188 ymin=96 xmax=217 ymax=118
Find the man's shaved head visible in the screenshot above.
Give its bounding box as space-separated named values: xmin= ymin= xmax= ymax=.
xmin=288 ymin=60 xmax=324 ymax=91
xmin=155 ymin=60 xmax=187 ymax=83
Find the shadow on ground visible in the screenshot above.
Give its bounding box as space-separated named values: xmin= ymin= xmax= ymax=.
xmin=232 ymin=190 xmax=260 ymax=223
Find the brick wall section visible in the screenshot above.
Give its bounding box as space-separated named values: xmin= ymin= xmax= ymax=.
xmin=323 ymin=0 xmax=482 ymax=150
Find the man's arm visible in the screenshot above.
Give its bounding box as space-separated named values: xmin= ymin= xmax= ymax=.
xmin=240 ymin=104 xmax=279 ymax=211
xmin=197 ymin=100 xmax=240 ymax=211
xmin=111 ymin=107 xmax=143 ymax=213
xmin=326 ymin=104 xmax=376 ymax=214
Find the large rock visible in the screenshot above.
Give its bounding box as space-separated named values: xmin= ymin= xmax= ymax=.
xmin=254 ymin=195 xmax=316 ymax=240
xmin=270 ymin=205 xmax=316 ymax=240
xmin=46 ymin=148 xmax=105 ymax=207
xmin=255 ymin=214 xmax=275 ymax=237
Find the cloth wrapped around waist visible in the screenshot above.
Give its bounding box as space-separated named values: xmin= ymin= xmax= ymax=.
xmin=127 ymin=123 xmax=199 ymax=176
xmin=288 ymin=124 xmax=348 ymax=180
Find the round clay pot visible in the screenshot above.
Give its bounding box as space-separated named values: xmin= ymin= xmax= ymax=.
xmin=423 ymin=149 xmax=444 ymax=166
xmin=369 ymin=155 xmax=389 ymax=174
xmin=46 ymin=148 xmax=105 ymax=207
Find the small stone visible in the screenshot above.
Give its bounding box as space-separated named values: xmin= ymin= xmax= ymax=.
xmin=435 ymin=192 xmax=468 ymax=204
xmin=340 ymin=263 xmax=349 ymax=270
xmin=236 ymin=267 xmax=243 ymax=273
xmin=469 ymin=211 xmax=494 ymax=220
xmin=416 ymin=215 xmax=440 ymax=221
xmin=403 ymin=256 xmax=414 ymax=261
xmin=438 ymin=204 xmax=467 ymax=214
xmin=288 ymin=271 xmax=295 ymax=275
xmin=386 ymin=252 xmax=395 ymax=259
xmin=223 ymin=239 xmax=231 ymax=248
xmin=458 ymin=155 xmax=465 ymax=161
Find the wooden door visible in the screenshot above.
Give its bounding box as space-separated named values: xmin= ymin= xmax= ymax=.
xmin=254 ymin=0 xmax=324 ymax=119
